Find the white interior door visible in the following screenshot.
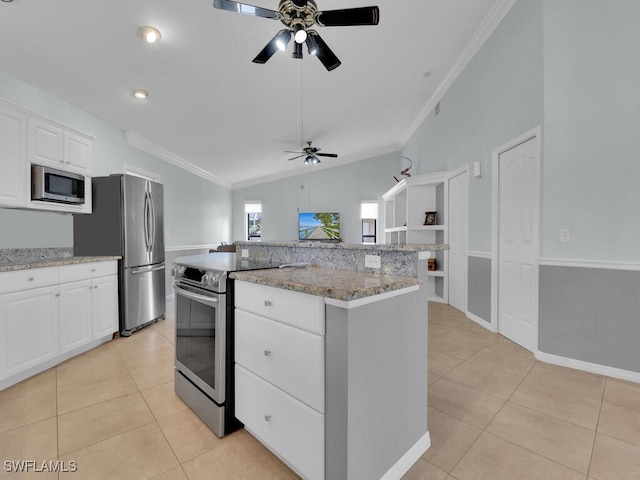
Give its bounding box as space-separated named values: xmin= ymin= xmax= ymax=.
xmin=448 ymin=169 xmax=468 ymax=312
xmin=496 ymin=136 xmax=539 ymax=352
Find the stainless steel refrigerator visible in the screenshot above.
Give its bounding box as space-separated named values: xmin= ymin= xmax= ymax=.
xmin=74 ymin=174 xmax=165 ymax=336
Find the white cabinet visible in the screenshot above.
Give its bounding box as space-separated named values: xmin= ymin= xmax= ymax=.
xmin=235 ymin=281 xmax=325 ymax=480
xmin=0 ymin=286 xmax=59 ymax=380
xmin=0 ymin=102 xmax=28 ymax=207
xmin=91 ymin=275 xmax=118 ymax=339
xmin=383 ymin=172 xmax=449 ymax=303
xmin=59 ymin=279 xmax=93 ymax=354
xmin=27 ymin=118 xmax=92 ymax=175
xmin=0 ymin=97 xmax=93 ymax=213
xmin=0 ymin=260 xmax=118 ymax=390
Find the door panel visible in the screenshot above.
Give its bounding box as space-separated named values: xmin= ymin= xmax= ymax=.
xmin=122 ymin=175 xmax=149 ymax=268
xmin=123 ymin=264 xmax=165 ymax=333
xmin=59 ymin=280 xmax=92 ymax=354
xmin=498 ymin=136 xmax=539 ymax=352
xmin=448 ymin=171 xmax=468 ymax=311
xmin=148 ymin=181 xmax=165 ymax=265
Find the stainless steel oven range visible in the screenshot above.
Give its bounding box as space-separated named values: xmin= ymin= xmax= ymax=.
xmin=173 ymin=253 xmax=280 ymax=437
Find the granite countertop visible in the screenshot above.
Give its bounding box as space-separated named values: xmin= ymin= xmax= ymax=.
xmin=230 ymin=266 xmax=420 ymax=301
xmin=0 ymin=256 xmax=121 ymax=273
xmin=234 ymin=241 xmax=448 ymax=251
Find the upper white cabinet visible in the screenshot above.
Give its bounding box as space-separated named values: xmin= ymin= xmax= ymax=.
xmin=0 ymin=102 xmax=28 ymax=207
xmin=27 ymin=118 xmax=92 ymax=176
xmin=382 ymin=172 xmax=448 ymax=302
xmin=0 ymin=97 xmax=93 ymax=213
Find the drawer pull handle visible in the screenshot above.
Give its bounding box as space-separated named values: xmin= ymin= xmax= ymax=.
xmin=264 ymin=415 xmax=271 ymax=422
xmin=89 ymin=286 xmax=93 ymax=290
xmin=264 ymin=300 xmax=272 ymax=307
xmin=28 ymin=277 xmax=34 ymax=281
xmin=94 ymin=285 xmax=99 ymax=289
xmin=91 ymin=269 xmax=96 ymax=272
xmin=264 ymin=350 xmax=272 ymax=357
xmin=55 ymin=293 xmax=60 ymax=297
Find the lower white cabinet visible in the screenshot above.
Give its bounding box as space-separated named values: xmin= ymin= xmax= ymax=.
xmin=0 ymin=260 xmax=118 ymax=390
xmin=235 ymin=281 xmax=325 ymax=480
xmin=0 ymin=286 xmax=59 ymax=379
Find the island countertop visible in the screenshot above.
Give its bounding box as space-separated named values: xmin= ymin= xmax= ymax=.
xmin=0 ymin=256 xmax=121 ymax=273
xmin=230 ymin=265 xmax=420 ymax=302
xmin=234 ymin=240 xmax=448 ymax=251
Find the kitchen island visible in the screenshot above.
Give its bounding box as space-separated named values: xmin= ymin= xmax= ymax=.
xmin=229 ymin=241 xmax=446 ymax=480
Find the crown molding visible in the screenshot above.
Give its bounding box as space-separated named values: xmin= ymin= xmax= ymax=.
xmin=399 ymin=0 xmax=518 ymax=146
xmin=230 ymin=143 xmax=400 ymax=190
xmin=124 ymin=131 xmax=230 ymax=189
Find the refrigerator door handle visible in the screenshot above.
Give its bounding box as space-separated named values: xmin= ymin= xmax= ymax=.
xmin=131 ymin=264 xmax=166 ymax=275
xmin=144 ymin=191 xmax=152 ymax=252
xmin=149 ymin=191 xmax=156 ymax=252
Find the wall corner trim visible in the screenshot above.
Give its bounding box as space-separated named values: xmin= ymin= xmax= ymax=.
xmin=124 ymin=130 xmax=230 ymax=189
xmin=466 ymin=311 xmax=496 ymax=332
xmin=536 ymin=350 xmax=640 ymax=384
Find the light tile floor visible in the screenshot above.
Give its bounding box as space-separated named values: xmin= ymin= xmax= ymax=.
xmin=1 ymin=301 xmax=639 ymax=479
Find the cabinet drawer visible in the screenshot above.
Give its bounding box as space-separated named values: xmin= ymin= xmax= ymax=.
xmin=235 ymin=309 xmax=324 ymax=413
xmin=235 ymin=365 xmax=324 ymax=480
xmin=59 ymin=261 xmax=117 ymax=283
xmin=0 ymin=267 xmax=59 ymax=295
xmin=235 ymin=281 xmax=325 ymax=335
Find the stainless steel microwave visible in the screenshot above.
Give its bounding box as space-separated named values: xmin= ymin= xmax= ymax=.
xmin=31 ymin=165 xmax=86 ymax=205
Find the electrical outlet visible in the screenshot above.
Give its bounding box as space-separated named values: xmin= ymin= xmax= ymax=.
xmin=365 ymin=254 xmax=381 ymax=269
xmin=560 ymin=228 xmax=571 ymax=243
xmin=241 ymin=249 xmax=249 ymax=258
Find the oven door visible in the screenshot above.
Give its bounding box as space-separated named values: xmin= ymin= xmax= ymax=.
xmin=174 ymin=284 xmax=226 ymax=405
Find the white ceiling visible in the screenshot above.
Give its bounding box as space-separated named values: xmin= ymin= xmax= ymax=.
xmin=0 ymin=0 xmax=507 ymax=189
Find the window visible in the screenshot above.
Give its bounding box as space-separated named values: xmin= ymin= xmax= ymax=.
xmin=360 ymin=202 xmax=378 ymax=244
xmin=245 ymin=202 xmax=262 ymax=241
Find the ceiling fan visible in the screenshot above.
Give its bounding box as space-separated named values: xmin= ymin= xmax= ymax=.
xmin=286 ymin=141 xmax=338 ymax=165
xmin=212 ymin=0 xmax=380 ymax=71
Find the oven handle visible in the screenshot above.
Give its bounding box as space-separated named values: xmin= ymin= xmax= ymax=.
xmin=174 ymin=284 xmax=220 ymax=307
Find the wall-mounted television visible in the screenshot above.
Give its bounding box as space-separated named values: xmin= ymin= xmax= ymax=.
xmin=298 ymin=212 xmax=340 ymax=241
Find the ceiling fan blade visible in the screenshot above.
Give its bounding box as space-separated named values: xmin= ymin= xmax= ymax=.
xmin=252 ymin=31 xmax=284 ymax=64
xmin=288 ymin=154 xmax=306 ymax=161
xmin=213 ymin=0 xmax=282 ymax=20
xmin=284 ymin=150 xmax=304 ymax=154
xmin=309 ymin=32 xmax=341 ymax=71
xmin=317 ymin=153 xmax=338 ymax=158
xmin=315 ymin=6 xmax=380 ymax=26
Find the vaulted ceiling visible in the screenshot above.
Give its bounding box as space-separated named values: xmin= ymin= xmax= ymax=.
xmin=0 ymin=0 xmax=510 ymax=189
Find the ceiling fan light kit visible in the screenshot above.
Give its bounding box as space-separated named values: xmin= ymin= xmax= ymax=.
xmin=212 ymin=0 xmax=379 ymax=71
xmin=287 ymin=141 xmax=337 ymax=165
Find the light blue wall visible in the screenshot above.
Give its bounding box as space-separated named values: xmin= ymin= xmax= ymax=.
xmin=0 ymin=70 xmax=231 ymax=249
xmin=231 ymin=153 xmax=402 ymax=244
xmin=402 ymin=0 xmax=544 ymax=253
xmin=542 ymin=0 xmax=640 ymax=261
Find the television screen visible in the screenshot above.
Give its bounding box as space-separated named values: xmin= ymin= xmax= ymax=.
xmin=298 ymin=212 xmax=340 ymax=241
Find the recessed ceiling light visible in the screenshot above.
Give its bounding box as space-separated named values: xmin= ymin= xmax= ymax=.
xmin=132 ymin=89 xmax=149 ymax=99
xmin=137 ymin=26 xmax=161 ymax=44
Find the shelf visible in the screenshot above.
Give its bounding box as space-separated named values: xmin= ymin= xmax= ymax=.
xmin=427 ymin=270 xmax=445 ymax=277
xmin=407 ymin=225 xmax=445 ymax=231
xmin=384 ymin=226 xmax=407 ymax=233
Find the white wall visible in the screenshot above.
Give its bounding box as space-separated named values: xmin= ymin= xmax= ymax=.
xmin=401 ymin=0 xmax=544 ymax=253
xmin=0 ymin=70 xmax=231 ymax=249
xmin=542 ymin=0 xmax=640 ymax=261
xmin=231 ymin=153 xmax=402 ymax=244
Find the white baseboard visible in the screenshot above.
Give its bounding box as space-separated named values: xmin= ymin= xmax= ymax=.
xmin=466 ymin=311 xmax=496 ymax=332
xmin=380 ymin=431 xmax=431 ymax=480
xmin=536 ymin=351 xmax=640 ymax=384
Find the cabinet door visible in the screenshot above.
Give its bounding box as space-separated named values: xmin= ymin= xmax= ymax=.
xmin=0 ymin=286 xmax=59 ymax=379
xmin=0 ymin=103 xmax=27 ymax=207
xmin=64 ymin=131 xmax=91 ymax=174
xmin=58 ymin=280 xmax=93 ymax=354
xmin=27 ymin=118 xmax=64 ymax=168
xmin=92 ymin=275 xmax=119 ymax=339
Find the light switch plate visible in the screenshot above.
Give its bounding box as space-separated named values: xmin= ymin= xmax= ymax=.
xmin=365 ymin=254 xmax=381 ymax=269
xmin=560 ymin=228 xmax=570 ymax=243
xmin=473 ymin=161 xmax=482 ymax=178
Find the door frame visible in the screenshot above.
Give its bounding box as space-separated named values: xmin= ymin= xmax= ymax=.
xmin=490 ymin=125 xmax=541 ymax=350
xmin=446 ymin=165 xmax=469 ymax=312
